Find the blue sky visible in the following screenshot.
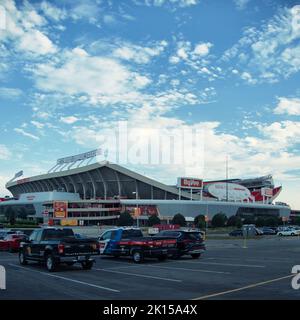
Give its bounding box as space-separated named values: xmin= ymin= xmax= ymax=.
xmin=0 ymin=0 xmax=300 ymax=208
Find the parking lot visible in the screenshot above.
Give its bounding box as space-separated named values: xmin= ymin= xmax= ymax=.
xmin=0 ymin=237 xmax=300 ymax=300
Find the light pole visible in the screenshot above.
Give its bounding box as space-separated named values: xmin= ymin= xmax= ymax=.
xmin=132 ymin=191 xmax=139 ymax=227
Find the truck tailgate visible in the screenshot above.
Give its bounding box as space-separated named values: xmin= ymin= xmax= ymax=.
xmin=62 ymin=238 xmax=99 ymax=256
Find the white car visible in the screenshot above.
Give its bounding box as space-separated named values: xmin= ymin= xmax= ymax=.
xmin=277 ymin=229 xmax=300 ymax=236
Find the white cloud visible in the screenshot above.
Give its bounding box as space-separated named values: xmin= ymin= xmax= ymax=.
xmin=222 ymin=5 xmax=300 ymax=83
xmin=0 ymin=145 xmax=11 ymax=160
xmin=0 ymin=87 xmax=22 ymax=98
xmin=31 ymin=120 xmax=45 ymax=129
xmin=40 ymin=1 xmax=67 ymax=21
xmin=14 ymin=128 xmax=40 ymax=140
xmin=169 ymin=55 xmax=180 ymax=64
xmin=0 ymin=0 xmax=57 ymax=56
xmin=274 ymin=97 xmax=300 ymax=116
xmin=60 ymin=116 xmax=79 ymax=124
xmin=0 ymin=175 xmax=12 ymax=197
xmin=233 ymin=0 xmax=250 ymax=10
xmin=137 ymin=0 xmax=199 ymax=8
xmin=69 ymin=0 xmax=101 ymax=25
xmin=17 ymin=29 xmax=57 ymax=55
xmin=193 ymin=42 xmax=212 ymax=57
xmin=240 ymin=71 xmax=257 ymax=84
xmin=31 ymin=48 xmax=152 ymax=106
xmin=113 ymin=41 xmax=168 ymax=64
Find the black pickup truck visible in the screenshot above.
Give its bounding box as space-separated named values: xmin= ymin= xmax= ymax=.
xmin=153 ymin=229 xmax=206 ymax=259
xmin=19 ymin=227 xmax=100 ymax=272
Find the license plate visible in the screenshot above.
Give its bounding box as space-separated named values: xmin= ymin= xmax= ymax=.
xmin=78 ymin=256 xmax=85 ymax=261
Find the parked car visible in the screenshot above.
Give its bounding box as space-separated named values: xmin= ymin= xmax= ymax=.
xmin=153 ymin=229 xmax=206 ymax=259
xmin=0 ymin=233 xmax=28 ymax=252
xmin=19 ymin=227 xmax=100 ymax=272
xmin=255 ymin=228 xmax=264 ymax=236
xmin=229 ymin=229 xmax=243 ymax=237
xmin=277 ymin=229 xmax=300 ymax=236
xmin=0 ymin=230 xmax=15 ymax=240
xmin=260 ymin=227 xmax=276 ymax=235
xmin=98 ymin=227 xmax=177 ymax=263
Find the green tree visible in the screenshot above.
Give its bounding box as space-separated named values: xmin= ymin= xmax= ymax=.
xmin=17 ymin=207 xmax=28 ymax=220
xmin=5 ymin=206 xmax=16 ymax=225
xmin=243 ymin=216 xmax=255 ymax=225
xmin=264 ymin=216 xmax=278 ymax=227
xmin=255 ymin=217 xmax=266 ymax=227
xmin=148 ymin=215 xmax=161 ymax=227
xmin=294 ymin=217 xmax=300 ymax=226
xmin=194 ymin=215 xmax=206 ymax=229
xmin=211 ymin=213 xmax=228 ymax=228
xmin=172 ymin=213 xmax=187 ymax=227
xmin=117 ymin=211 xmax=134 ymax=226
xmin=227 ymin=215 xmax=242 ymax=227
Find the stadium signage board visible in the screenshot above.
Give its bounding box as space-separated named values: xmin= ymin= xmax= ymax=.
xmin=261 ymin=187 xmax=273 ymax=197
xmin=56 ymin=149 xmax=102 ymax=165
xmin=207 ymin=182 xmax=250 ymax=201
xmin=53 ymin=201 xmax=68 ymax=218
xmin=177 ymin=177 xmax=203 ymax=189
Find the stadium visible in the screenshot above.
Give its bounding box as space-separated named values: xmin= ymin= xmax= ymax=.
xmin=0 ymin=150 xmax=291 ymax=226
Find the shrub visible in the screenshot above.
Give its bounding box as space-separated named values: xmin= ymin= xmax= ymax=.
xmin=211 ymin=213 xmax=228 ymax=228
xmin=172 ymin=213 xmax=187 ymax=227
xmin=117 ymin=211 xmax=134 ymax=226
xmin=194 ymin=215 xmax=206 ymax=229
xmin=148 ymin=215 xmax=161 ymax=227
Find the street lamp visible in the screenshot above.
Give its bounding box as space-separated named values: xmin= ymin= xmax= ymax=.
xmin=132 ymin=191 xmax=139 ymax=227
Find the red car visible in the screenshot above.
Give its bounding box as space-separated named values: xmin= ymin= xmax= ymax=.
xmin=0 ymin=234 xmax=28 ymax=252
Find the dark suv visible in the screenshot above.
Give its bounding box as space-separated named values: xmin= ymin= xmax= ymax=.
xmin=154 ymin=229 xmax=206 ymax=259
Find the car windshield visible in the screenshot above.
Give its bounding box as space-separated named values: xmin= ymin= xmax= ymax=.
xmin=185 ymin=232 xmax=202 ymax=240
xmin=156 ymin=231 xmax=181 ymax=238
xmin=43 ymin=229 xmax=74 ymax=240
xmin=121 ymin=229 xmax=143 ymax=239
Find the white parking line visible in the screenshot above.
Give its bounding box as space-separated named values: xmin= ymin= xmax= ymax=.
xmin=94 ymin=268 xmax=182 ymax=282
xmin=177 ymin=261 xmax=265 ymax=268
xmin=192 ymin=274 xmax=294 ymax=300
xmin=206 ymin=257 xmax=294 ymax=263
xmin=9 ymin=264 xmax=120 ymax=293
xmin=145 ymin=264 xmax=231 ymax=274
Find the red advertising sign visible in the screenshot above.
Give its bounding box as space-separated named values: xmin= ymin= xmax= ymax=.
xmin=53 ymin=201 xmax=68 ymax=218
xmin=125 ymin=205 xmax=159 ymax=216
xmin=261 ymin=188 xmax=273 ymax=197
xmin=177 ymin=177 xmax=203 ymax=189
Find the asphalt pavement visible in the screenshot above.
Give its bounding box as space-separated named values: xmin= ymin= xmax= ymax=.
xmin=0 ymin=236 xmax=300 ymax=300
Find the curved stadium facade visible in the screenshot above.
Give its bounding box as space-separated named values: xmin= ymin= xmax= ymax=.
xmin=0 ymin=160 xmax=291 ymax=225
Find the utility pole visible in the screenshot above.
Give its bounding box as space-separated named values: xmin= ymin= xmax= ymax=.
xmin=226 ymin=155 xmax=229 ymax=202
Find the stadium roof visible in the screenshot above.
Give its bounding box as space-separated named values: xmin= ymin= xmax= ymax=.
xmin=6 ymin=161 xmax=196 ymax=201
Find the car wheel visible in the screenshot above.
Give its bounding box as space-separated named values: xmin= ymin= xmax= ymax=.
xmin=81 ymin=261 xmax=94 ymax=270
xmin=278 ymin=233 xmax=283 ymax=236
xmin=157 ymin=255 xmax=167 ymax=262
xmin=291 ymin=233 xmax=295 ymax=236
xmin=19 ymin=251 xmax=28 ymax=265
xmin=191 ymin=253 xmax=201 ymax=259
xmin=132 ymin=251 xmax=143 ymax=263
xmin=46 ymin=254 xmax=57 ymax=272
